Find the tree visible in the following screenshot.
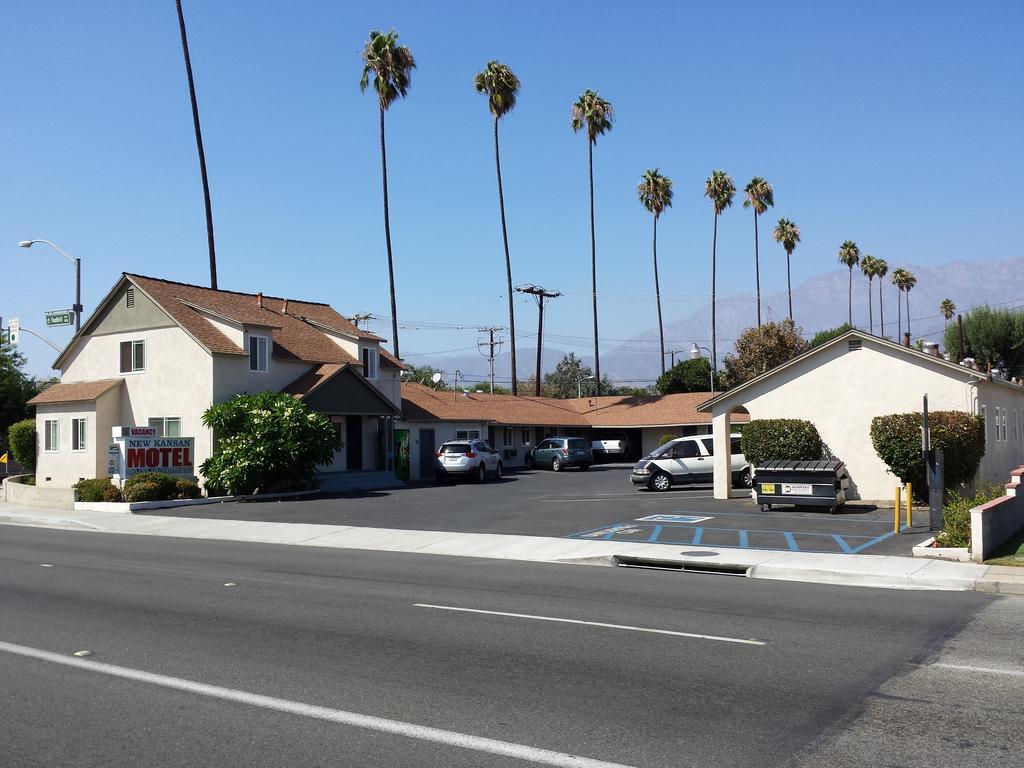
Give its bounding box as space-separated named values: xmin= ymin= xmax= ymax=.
xmin=543 ymin=353 xmax=598 ymax=399
xmin=571 ymin=90 xmax=614 ymax=396
xmin=721 ymin=319 xmax=808 ymax=388
xmin=475 ymin=61 xmax=521 ymax=395
xmin=771 ymin=218 xmax=801 ymax=321
xmin=874 ymin=258 xmax=889 ymax=337
xmin=809 ymin=322 xmax=854 ymax=348
xmin=174 ymin=0 xmax=218 ymax=289
xmin=1 ymin=341 xmax=39 ymax=447
xmin=470 ymin=381 xmax=511 ymax=395
xmin=742 ymin=177 xmax=774 ymax=326
xmin=891 ymin=267 xmax=908 ymax=338
xmin=943 ymin=305 xmax=1024 ymax=374
xmin=361 ymin=30 xmax=416 ymax=361
xmin=837 ymin=240 xmax=861 ymax=327
xmin=891 ymin=268 xmax=916 ymax=337
xmin=940 ymin=298 xmax=956 ymax=328
xmin=403 ymin=364 xmax=448 ymax=390
xmin=200 ymin=392 xmax=337 ymax=495
xmin=704 ymin=170 xmax=736 ymax=373
xmin=859 ymin=256 xmax=879 ymax=334
xmin=655 ymin=357 xmax=719 ymax=394
xmin=637 ymin=169 xmax=674 ymax=375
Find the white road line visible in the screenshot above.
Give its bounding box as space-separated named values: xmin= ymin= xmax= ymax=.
xmin=414 ymin=604 xmax=765 ymax=646
xmin=540 ymin=496 xmax=714 ymax=503
xmin=0 ymin=640 xmax=636 ymax=768
xmin=932 ymin=662 xmax=1024 ymax=678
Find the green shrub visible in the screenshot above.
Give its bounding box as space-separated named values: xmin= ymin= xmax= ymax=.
xmin=122 ymin=471 xmax=179 ymax=502
xmin=870 ymin=411 xmax=984 ymax=501
xmin=74 ymin=478 xmax=116 ymax=503
xmin=7 ymin=419 xmax=36 ymax=472
xmin=102 ymin=485 xmax=123 ymax=502
xmin=740 ymin=419 xmax=824 ymax=466
xmin=659 ymin=434 xmax=680 ymax=446
xmin=810 ymin=323 xmax=854 ymax=348
xmin=935 ymin=484 xmax=1004 ymax=548
xmin=175 ymin=479 xmax=201 ymax=499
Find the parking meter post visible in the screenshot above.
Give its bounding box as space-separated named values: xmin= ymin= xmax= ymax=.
xmin=894 ymin=487 xmax=901 ymax=534
xmin=928 ymin=448 xmax=944 ymax=531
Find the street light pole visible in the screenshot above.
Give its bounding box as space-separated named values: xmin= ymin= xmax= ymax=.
xmin=689 ymin=343 xmax=715 ymax=396
xmin=18 ymin=239 xmax=83 ymax=332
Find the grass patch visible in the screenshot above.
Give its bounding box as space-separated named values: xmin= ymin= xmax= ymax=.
xmin=985 ymin=528 xmax=1024 ymax=567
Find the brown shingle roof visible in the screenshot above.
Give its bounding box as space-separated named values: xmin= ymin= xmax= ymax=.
xmin=28 ymin=378 xmax=122 ymax=405
xmin=281 ymin=363 xmax=345 ymax=398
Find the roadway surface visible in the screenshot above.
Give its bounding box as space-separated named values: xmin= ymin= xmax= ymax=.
xmin=139 ymin=466 xmax=933 ymax=556
xmin=2 ymin=525 xmax=1020 ymax=767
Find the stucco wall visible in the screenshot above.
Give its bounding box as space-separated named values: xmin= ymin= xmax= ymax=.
xmin=400 ymin=421 xmax=490 ymax=481
xmin=34 ymin=402 xmax=98 ymax=487
xmin=975 ymin=381 xmax=1024 ymax=487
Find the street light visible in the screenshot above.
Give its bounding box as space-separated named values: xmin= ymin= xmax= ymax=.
xmin=577 ymin=374 xmax=595 ymax=398
xmin=690 ymin=343 xmax=715 ymax=396
xmin=18 ymin=239 xmax=83 ymax=332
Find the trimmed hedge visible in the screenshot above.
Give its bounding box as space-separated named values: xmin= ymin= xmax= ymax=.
xmin=8 ymin=419 xmax=36 ymax=472
xmin=870 ymin=411 xmax=984 ymax=500
xmin=122 ymin=472 xmax=179 ymax=502
xmin=740 ymin=419 xmax=824 ymax=466
xmin=74 ymin=478 xmax=117 ymax=503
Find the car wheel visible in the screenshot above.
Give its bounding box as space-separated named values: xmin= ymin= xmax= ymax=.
xmin=551 ymin=457 xmax=563 ymax=472
xmin=476 ymin=464 xmax=486 ymax=483
xmin=495 ymin=462 xmax=503 ymax=480
xmin=579 ymin=463 xmax=590 ymax=472
xmin=650 ymin=471 xmax=672 ymax=492
xmin=734 ymin=467 xmax=752 ymax=488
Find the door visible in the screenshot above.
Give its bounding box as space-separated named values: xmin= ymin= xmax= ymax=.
xmin=535 ymin=440 xmax=554 ymax=466
xmin=419 ymin=429 xmax=436 ymax=480
xmin=346 ymin=416 xmax=363 ymax=470
xmin=697 ymin=438 xmax=718 ymax=482
xmin=394 ymin=429 xmax=410 ymax=481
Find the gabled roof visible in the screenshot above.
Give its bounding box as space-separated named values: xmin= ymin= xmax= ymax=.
xmin=697 ymin=328 xmax=996 ymax=412
xmin=28 ymin=378 xmax=122 ymax=406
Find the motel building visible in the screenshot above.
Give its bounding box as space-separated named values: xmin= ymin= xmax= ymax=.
xmin=29 ymin=274 xmax=402 ymax=490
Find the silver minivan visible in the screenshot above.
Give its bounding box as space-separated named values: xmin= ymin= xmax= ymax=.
xmin=630 ymin=434 xmax=751 ymax=491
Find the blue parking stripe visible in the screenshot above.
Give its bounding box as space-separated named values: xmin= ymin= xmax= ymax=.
xmin=738 ymin=530 xmax=749 ymax=548
xmin=832 ymin=534 xmax=855 ymax=554
xmin=690 ymin=527 xmax=704 ymax=546
xmin=783 ymin=531 xmax=799 ymax=551
xmin=647 ymin=525 xmax=663 ymax=543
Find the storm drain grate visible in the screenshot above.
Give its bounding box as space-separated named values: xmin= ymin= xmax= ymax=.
xmin=614 ymin=555 xmax=750 ymax=577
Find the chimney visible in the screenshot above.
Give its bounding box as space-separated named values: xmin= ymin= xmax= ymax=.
xmin=257 ymin=292 xmax=263 ymax=309
xmin=282 ymin=299 xmax=289 ymax=315
xmin=902 ymin=331 xmax=911 ymax=347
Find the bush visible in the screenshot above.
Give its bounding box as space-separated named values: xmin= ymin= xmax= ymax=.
xmin=175 ymin=479 xmax=201 ymax=499
xmin=659 ymin=434 xmax=680 ymax=446
xmin=102 ymin=485 xmax=123 ymax=502
xmin=8 ymin=419 xmax=36 ymax=472
xmin=655 ymin=358 xmax=719 ymax=395
xmin=740 ymin=419 xmax=824 ymax=466
xmin=122 ymin=471 xmax=179 ymax=502
xmin=74 ymin=478 xmax=117 ymax=503
xmin=870 ymin=411 xmax=984 ymax=500
xmin=935 ymin=484 xmax=1004 ymax=548
xmin=810 ymin=323 xmax=854 ymax=348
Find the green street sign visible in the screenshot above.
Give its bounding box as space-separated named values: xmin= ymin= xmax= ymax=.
xmin=45 ymin=310 xmax=73 ymax=327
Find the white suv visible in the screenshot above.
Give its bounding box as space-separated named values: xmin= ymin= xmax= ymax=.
xmin=435 ymin=439 xmax=503 ymax=483
xmin=630 ymin=434 xmax=751 ymax=491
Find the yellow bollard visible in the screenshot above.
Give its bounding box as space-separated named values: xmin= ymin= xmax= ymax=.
xmin=894 ymin=486 xmax=901 ymax=533
xmin=905 ymin=483 xmax=912 ymax=529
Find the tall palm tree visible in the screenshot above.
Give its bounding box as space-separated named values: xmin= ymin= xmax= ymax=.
xmin=891 ymin=267 xmax=909 ymax=338
xmin=940 ymin=298 xmax=956 ymax=328
xmin=874 ymin=258 xmax=889 ymax=337
xmin=175 ymin=0 xmax=218 ymax=289
xmin=901 ymin=270 xmax=917 ymax=335
xmin=772 ymin=218 xmax=801 ymax=321
xmin=361 ymin=30 xmax=415 ymax=360
xmin=860 ymin=255 xmax=878 ymax=334
xmin=571 ymin=90 xmax=614 ymax=395
xmin=704 ymin=170 xmax=736 ymax=372
xmin=475 ymin=61 xmax=521 ymax=395
xmin=637 ymin=169 xmax=674 ymax=375
xmin=838 ymin=240 xmax=861 ymax=326
xmin=742 ymin=177 xmax=774 ymax=326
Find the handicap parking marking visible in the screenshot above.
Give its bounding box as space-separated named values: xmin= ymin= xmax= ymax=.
xmin=635 ymin=514 xmax=712 ymax=524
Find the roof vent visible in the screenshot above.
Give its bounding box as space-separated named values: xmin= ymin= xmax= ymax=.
xmin=126 ymin=288 xmax=135 ymax=308
xmin=257 ymin=292 xmax=263 ymax=309
xmin=848 ymin=339 xmax=863 ymax=351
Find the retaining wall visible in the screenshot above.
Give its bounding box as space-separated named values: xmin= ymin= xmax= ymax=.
xmin=970 ymin=467 xmax=1024 ymax=562
xmin=2 ymin=475 xmax=77 ymax=510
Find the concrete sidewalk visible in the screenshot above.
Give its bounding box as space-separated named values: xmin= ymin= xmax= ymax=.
xmin=2 ymin=503 xmax=1022 ymax=594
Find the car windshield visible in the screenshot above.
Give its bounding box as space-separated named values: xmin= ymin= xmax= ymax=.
xmin=647 ymin=441 xmax=678 ymax=458
xmin=439 ymin=443 xmax=472 ymax=454
xmin=569 ymin=439 xmax=590 ymax=450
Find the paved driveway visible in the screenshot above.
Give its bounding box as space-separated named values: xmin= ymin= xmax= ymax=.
xmin=142 ymin=466 xmax=934 ymax=556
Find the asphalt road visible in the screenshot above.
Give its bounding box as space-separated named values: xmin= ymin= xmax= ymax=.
xmin=1 ymin=525 xmax=1017 ymax=767
xmin=140 ymin=466 xmax=932 ymax=556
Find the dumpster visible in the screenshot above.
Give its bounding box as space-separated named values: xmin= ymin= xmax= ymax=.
xmin=753 ymin=460 xmax=849 ymax=514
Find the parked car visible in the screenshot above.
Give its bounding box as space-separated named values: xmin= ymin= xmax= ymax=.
xmin=591 ymin=438 xmax=627 ymax=463
xmin=434 ymin=439 xmax=503 ymax=483
xmin=524 ymin=436 xmax=593 ymax=471
xmin=630 ymin=434 xmax=750 ymax=491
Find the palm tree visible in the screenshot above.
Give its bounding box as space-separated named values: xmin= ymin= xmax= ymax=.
xmin=838 ymin=240 xmax=861 ymax=326
xmin=940 ymin=298 xmax=956 ymax=328
xmin=901 ymin=270 xmax=917 ymax=335
xmin=704 ymin=170 xmax=736 ymax=372
xmin=174 ymin=0 xmax=218 ymax=289
xmin=891 ymin=267 xmax=909 ymax=338
xmin=771 ymin=218 xmax=801 ymax=321
xmin=742 ymin=177 xmax=774 ymax=326
xmin=874 ymin=258 xmax=889 ymax=337
xmin=860 ymin=256 xmax=878 ymax=334
xmin=571 ymin=90 xmax=614 ymax=395
xmin=637 ymin=169 xmax=674 ymax=375
xmin=475 ymin=61 xmax=521 ymax=395
xmin=361 ymin=30 xmax=416 ymax=360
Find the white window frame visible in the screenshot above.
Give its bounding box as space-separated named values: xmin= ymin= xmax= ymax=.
xmin=980 ymin=405 xmax=988 ymax=443
xmin=456 ymin=429 xmax=481 ymax=440
xmin=1002 ymin=408 xmax=1008 ymax=442
xmin=147 ymin=417 xmax=182 ymax=438
xmin=44 ymin=419 xmax=59 ymax=452
xmin=119 ymin=339 xmax=146 ymax=374
xmin=362 ymin=347 xmax=379 ymax=380
xmin=71 ymin=418 xmax=87 ymax=452
xmin=248 ymin=335 xmax=269 ymax=373
xmin=503 ymin=427 xmax=513 ymax=447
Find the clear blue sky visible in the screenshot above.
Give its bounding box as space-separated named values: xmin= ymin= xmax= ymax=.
xmin=3 ymin=0 xmax=1021 ymax=378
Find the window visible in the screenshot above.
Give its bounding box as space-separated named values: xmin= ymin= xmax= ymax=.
xmin=981 ymin=405 xmax=988 ymax=442
xmin=44 ymin=419 xmax=59 ymax=452
xmin=72 ymin=418 xmax=87 ymax=451
xmin=700 ymin=437 xmax=715 ymax=456
xmin=119 ymin=340 xmax=145 ymax=373
xmin=361 ymin=347 xmax=379 ymax=380
xmin=248 ymin=335 xmax=268 ymax=372
xmin=677 ymin=440 xmax=701 ymax=458
xmin=148 ymin=417 xmax=182 ymax=437
xmin=1002 ymin=408 xmax=1008 ymax=442
xmin=521 ymin=427 xmax=530 ymax=445
xmin=503 ymin=427 xmax=513 ymax=447
xmin=456 ymin=429 xmax=481 ymax=440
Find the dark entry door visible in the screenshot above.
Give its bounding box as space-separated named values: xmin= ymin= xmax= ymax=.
xmin=346 ymin=416 xmax=363 ymax=470
xmin=419 ymin=429 xmax=436 ymax=479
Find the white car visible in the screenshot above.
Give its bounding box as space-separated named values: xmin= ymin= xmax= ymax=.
xmin=630 ymin=434 xmax=751 ymax=491
xmin=434 ymin=439 xmax=503 ymax=483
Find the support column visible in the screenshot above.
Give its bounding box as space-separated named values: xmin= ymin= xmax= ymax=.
xmin=712 ymin=411 xmax=732 ymax=500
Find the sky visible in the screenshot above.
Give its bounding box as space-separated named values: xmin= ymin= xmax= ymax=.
xmin=2 ymin=0 xmax=1022 ymax=380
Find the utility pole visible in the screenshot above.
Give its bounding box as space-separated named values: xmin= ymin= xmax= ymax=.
xmin=349 ymin=313 xmax=373 ymax=330
xmin=477 ymin=326 xmax=504 ymax=394
xmin=516 ymin=285 xmax=560 ymax=396
xmin=664 ymin=349 xmax=686 ymax=368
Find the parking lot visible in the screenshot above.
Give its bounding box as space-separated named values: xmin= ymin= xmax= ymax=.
xmin=143 ymin=466 xmax=935 ymax=556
